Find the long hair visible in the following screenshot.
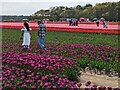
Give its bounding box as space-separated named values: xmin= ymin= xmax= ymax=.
xmin=24 ymin=22 xmax=30 ymax=31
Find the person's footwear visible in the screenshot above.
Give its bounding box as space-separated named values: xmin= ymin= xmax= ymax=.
xmin=44 ymin=48 xmax=46 ymax=50
xmin=28 ymin=46 xmax=30 ymax=48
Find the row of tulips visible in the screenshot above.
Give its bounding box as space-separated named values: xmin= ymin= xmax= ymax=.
xmin=2 ymin=37 xmax=120 ymax=76
xmin=2 ymin=52 xmax=78 ymax=89
xmin=2 ymin=37 xmax=119 ymax=62
xmin=2 ymin=52 xmax=120 ymax=89
xmin=48 ymin=43 xmax=119 ymax=77
xmin=1 ymin=24 xmax=119 ymax=34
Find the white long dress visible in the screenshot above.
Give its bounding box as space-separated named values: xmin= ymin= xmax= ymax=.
xmin=21 ymin=27 xmax=31 ymax=46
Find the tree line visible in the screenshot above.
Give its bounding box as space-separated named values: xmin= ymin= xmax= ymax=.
xmin=29 ymin=1 xmax=119 ymax=21
xmin=1 ymin=15 xmax=29 ymax=22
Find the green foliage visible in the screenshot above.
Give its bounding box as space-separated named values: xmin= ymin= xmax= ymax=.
xmin=77 ymin=58 xmax=89 ymax=69
xmin=77 ymin=58 xmax=120 ymax=75
xmin=2 ymin=29 xmax=119 ymax=47
xmin=63 ymin=66 xmax=78 ymax=81
xmin=113 ymin=62 xmax=120 ymax=73
xmin=32 ymin=2 xmax=119 ymax=21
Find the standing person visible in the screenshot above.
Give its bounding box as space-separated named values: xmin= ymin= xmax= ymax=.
xmin=72 ymin=19 xmax=75 ymax=26
xmin=38 ymin=20 xmax=46 ymax=50
xmin=69 ymin=19 xmax=72 ymax=26
xmin=103 ymin=20 xmax=108 ymax=28
xmin=21 ymin=20 xmax=31 ymax=49
xmin=96 ymin=20 xmax=99 ymax=27
xmin=75 ymin=19 xmax=78 ymax=26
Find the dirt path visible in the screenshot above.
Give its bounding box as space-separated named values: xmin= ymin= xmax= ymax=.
xmin=79 ymin=72 xmax=119 ymax=88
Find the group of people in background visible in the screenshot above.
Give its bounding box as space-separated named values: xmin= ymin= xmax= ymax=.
xmin=69 ymin=18 xmax=108 ymax=28
xmin=95 ymin=18 xmax=108 ymax=28
xmin=21 ymin=19 xmax=46 ymax=50
xmin=69 ymin=19 xmax=78 ymax=26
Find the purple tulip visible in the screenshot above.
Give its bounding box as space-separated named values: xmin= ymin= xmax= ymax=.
xmin=53 ymin=86 xmax=56 ymax=89
xmin=99 ymin=86 xmax=106 ymax=90
xmin=77 ymin=83 xmax=82 ymax=87
xmin=107 ymin=86 xmax=112 ymax=90
xmin=85 ymin=81 xmax=91 ymax=86
xmin=22 ymin=84 xmax=27 ymax=88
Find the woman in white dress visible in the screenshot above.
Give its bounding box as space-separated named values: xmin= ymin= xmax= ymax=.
xmin=21 ymin=21 xmax=31 ymax=48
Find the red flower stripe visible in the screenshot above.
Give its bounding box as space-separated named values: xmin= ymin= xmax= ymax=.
xmin=0 ymin=22 xmax=119 ymax=34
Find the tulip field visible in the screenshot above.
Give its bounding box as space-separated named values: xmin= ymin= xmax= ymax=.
xmin=1 ymin=28 xmax=120 ymax=89
xmin=0 ymin=22 xmax=119 ymax=34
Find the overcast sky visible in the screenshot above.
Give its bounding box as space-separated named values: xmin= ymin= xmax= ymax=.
xmin=0 ymin=0 xmax=119 ymax=15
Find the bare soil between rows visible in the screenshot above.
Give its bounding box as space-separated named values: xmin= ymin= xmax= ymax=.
xmin=79 ymin=72 xmax=120 ymax=88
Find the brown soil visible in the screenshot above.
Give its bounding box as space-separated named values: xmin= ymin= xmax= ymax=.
xmin=79 ymin=72 xmax=120 ymax=88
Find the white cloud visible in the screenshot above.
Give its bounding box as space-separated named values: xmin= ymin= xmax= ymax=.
xmin=0 ymin=0 xmax=119 ymax=15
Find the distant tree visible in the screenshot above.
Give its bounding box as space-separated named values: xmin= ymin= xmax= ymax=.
xmin=84 ymin=4 xmax=93 ymax=8
xmin=32 ymin=1 xmax=119 ymax=21
xmin=76 ymin=5 xmax=82 ymax=9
